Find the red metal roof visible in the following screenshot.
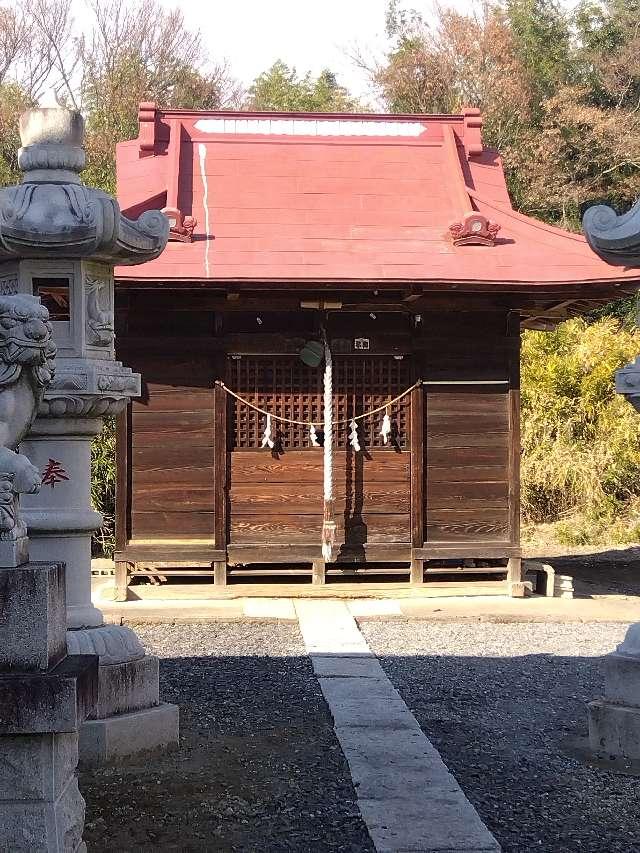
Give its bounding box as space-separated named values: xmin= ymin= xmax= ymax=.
xmin=115 ymin=103 xmax=640 ymax=289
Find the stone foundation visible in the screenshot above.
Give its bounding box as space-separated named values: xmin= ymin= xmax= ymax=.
xmin=79 ymin=702 xmax=179 ymax=768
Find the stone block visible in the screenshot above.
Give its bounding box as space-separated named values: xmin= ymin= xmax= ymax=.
xmin=604 ymin=653 xmax=640 ymax=708
xmin=588 ymin=699 xmax=640 ymax=760
xmin=310 ymin=653 xmax=386 ymax=679
xmin=555 ymin=574 xmax=574 ymax=599
xmin=91 ymin=655 xmax=160 ymax=719
xmin=0 ymin=654 xmax=97 ymax=734
xmin=79 ymin=702 xmax=179 ymax=769
xmin=0 ymin=534 xmax=29 ymax=568
xmin=508 ymin=580 xmax=532 ymax=598
xmin=0 ymin=733 xmax=77 ymax=800
xmin=358 ymin=794 xmax=500 ymax=852
xmin=0 ymin=562 xmax=66 ymax=672
xmin=0 ymin=772 xmax=85 ymax=852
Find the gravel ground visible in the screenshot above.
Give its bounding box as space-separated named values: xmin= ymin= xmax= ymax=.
xmin=81 ymin=622 xmax=373 ymax=852
xmin=361 ymin=620 xmax=640 ymax=853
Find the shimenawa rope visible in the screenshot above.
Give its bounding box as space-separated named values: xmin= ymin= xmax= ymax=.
xmin=214 ymin=379 xmax=421 ymax=427
xmin=215 ymin=376 xmax=420 ymax=564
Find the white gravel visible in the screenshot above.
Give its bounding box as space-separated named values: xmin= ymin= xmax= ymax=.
xmin=360 ymin=620 xmax=640 ymax=853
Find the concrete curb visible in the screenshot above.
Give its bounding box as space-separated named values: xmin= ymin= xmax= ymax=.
xmin=95 ymin=594 xmax=640 ymax=625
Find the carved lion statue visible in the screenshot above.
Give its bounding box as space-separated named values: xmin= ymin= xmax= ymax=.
xmin=0 ymin=294 xmax=55 ymax=495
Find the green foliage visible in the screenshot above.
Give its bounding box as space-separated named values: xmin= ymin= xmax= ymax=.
xmin=505 ymin=0 xmax=572 ymax=102
xmin=0 ymin=83 xmax=34 ymax=187
xmin=247 ymin=61 xmax=361 ymax=112
xmin=91 ymin=418 xmax=116 ymax=557
xmin=521 ymin=318 xmax=640 ymax=545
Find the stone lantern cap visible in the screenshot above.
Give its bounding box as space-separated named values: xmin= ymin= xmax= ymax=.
xmin=0 ymin=108 xmax=169 ymax=264
xmin=583 ymin=199 xmax=640 ymax=266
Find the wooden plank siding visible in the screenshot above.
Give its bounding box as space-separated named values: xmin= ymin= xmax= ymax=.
xmin=416 ymin=308 xmax=518 ymax=550
xmin=229 ymin=449 xmax=411 ymax=547
xmin=124 ymin=353 xmax=221 ymax=542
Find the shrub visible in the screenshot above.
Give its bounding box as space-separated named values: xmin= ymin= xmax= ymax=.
xmin=91 ymin=417 xmax=116 ymax=557
xmin=521 ymin=317 xmax=640 ymax=545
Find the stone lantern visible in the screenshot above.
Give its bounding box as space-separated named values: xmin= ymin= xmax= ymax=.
xmin=0 ymin=107 xmax=178 ymax=764
xmin=583 ymin=201 xmax=640 ymax=763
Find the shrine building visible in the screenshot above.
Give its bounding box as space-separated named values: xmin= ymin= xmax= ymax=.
xmin=112 ymin=103 xmax=639 ymax=597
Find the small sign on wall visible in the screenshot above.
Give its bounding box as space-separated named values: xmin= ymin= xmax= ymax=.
xmin=354 ymin=338 xmax=370 ymax=350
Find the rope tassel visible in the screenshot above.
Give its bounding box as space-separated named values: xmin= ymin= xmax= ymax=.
xmin=380 ymin=407 xmax=391 ymax=445
xmin=349 ymin=418 xmax=361 ymax=452
xmin=261 ymin=413 xmax=274 ymax=449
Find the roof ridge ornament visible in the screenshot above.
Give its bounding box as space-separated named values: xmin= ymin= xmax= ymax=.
xmin=0 ymin=107 xmax=169 ymax=264
xmin=449 ymin=212 xmax=501 ymax=246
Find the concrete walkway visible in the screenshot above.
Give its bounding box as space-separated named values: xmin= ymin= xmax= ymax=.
xmin=295 ymin=600 xmax=500 ymax=852
xmin=96 ymin=587 xmax=640 ymax=625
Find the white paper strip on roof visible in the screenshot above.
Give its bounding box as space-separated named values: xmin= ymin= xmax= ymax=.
xmin=194 ymin=117 xmax=427 ymax=138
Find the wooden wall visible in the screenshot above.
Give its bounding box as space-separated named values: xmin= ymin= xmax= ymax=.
xmin=415 ymin=309 xmax=520 ymax=554
xmin=116 ymin=295 xmax=520 ymax=563
xmin=423 ymin=389 xmax=510 ymax=542
xmin=118 ymin=353 xmax=219 ymax=545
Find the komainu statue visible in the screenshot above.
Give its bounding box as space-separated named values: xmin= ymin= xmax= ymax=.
xmin=0 ymin=293 xmax=55 ymax=565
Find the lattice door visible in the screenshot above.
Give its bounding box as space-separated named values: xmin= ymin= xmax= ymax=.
xmin=334 ymin=356 xmax=411 ymax=450
xmin=227 ymin=354 xmax=412 ymax=450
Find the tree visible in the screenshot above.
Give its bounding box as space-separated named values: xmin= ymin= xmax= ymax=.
xmin=370 ymin=0 xmax=640 ymax=230
xmin=79 ymin=0 xmax=242 ymax=192
xmin=505 ymin=0 xmax=640 ymax=227
xmin=247 ymin=61 xmax=361 ymax=112
xmin=370 ymin=3 xmax=535 ymax=150
xmin=506 ymin=0 xmax=572 ymax=105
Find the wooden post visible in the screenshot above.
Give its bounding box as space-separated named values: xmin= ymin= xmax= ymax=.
xmin=507 ymin=311 xmax=521 ymax=553
xmin=213 ymin=561 xmax=227 ymax=587
xmin=213 ymin=383 xmax=228 ymax=584
xmin=115 ymin=405 xmax=131 ymax=556
xmin=507 ymin=312 xmax=523 ymax=597
xmin=114 ymin=561 xmax=130 ymax=602
xmin=312 ymin=559 xmax=326 ymax=585
xmin=507 ymin=557 xmax=525 ymax=597
xmin=410 ymin=384 xmax=425 ymax=584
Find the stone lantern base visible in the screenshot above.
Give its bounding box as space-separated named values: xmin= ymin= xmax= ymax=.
xmin=67 ymin=624 xmax=179 ymax=767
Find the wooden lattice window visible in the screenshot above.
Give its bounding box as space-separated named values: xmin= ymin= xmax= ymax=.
xmin=228 ymin=354 xmax=412 ymax=450
xmin=334 ymin=357 xmax=411 ymax=450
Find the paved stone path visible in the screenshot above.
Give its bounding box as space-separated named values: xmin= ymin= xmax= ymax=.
xmin=295 ymin=600 xmax=501 ymax=852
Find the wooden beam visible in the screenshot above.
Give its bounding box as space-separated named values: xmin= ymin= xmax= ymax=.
xmin=115 ymin=405 xmax=131 ymax=553
xmin=213 ymin=382 xmax=228 ymax=552
xmin=410 ymin=385 xmax=425 ymax=550
xmin=507 ymin=311 xmax=521 ymax=552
